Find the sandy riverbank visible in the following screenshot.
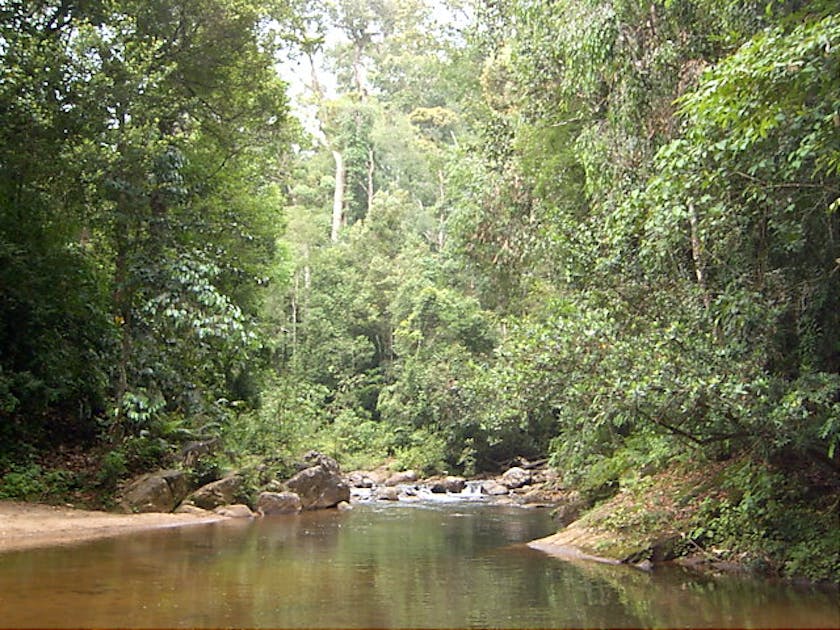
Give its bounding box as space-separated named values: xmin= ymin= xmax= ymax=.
xmin=0 ymin=501 xmax=224 ymax=553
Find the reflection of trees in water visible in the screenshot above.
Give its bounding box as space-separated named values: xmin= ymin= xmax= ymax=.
xmin=0 ymin=506 xmax=837 ymax=628
xmin=566 ymin=557 xmax=840 ymax=629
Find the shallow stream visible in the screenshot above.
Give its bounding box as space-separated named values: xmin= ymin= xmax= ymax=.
xmin=0 ymin=500 xmax=837 ymax=628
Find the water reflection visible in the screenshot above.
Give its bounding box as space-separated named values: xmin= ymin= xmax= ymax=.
xmin=0 ymin=502 xmax=837 ymax=628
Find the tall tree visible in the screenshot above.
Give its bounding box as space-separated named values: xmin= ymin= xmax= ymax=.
xmin=0 ymin=0 xmax=295 ymax=447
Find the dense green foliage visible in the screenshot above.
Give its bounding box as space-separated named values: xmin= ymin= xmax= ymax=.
xmin=1 ymin=0 xmax=293 ymax=467
xmin=265 ymin=0 xmax=839 ymax=481
xmin=1 ymin=0 xmax=837 ymax=581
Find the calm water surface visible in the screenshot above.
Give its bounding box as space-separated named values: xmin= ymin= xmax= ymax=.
xmin=0 ymin=500 xmax=837 ymax=628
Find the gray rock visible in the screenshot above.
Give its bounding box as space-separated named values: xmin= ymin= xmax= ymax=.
xmin=500 ymin=466 xmax=532 ymax=489
xmin=430 ymin=476 xmax=466 ymax=493
xmin=188 ymin=475 xmax=244 ymax=510
xmin=346 ymin=471 xmax=375 ymax=488
xmin=214 ymin=504 xmax=255 ymax=518
xmin=337 ymin=501 xmax=353 ymax=511
xmin=384 ymin=470 xmax=417 ymax=487
xmin=373 ymin=486 xmax=400 ymax=501
xmin=286 ymin=464 xmax=350 ymax=510
xmin=481 ymin=480 xmax=510 ymax=496
xmin=119 ymin=469 xmax=190 ymax=513
xmin=366 ymin=467 xmax=392 ymax=485
xmin=161 ymin=469 xmax=191 ymax=504
xmin=257 ymin=491 xmax=302 ymax=515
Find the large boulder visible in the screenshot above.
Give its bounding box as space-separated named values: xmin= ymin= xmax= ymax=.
xmin=373 ymin=486 xmax=400 ymax=501
xmin=481 ymin=480 xmax=510 ymax=496
xmin=119 ymin=469 xmax=190 ymax=513
xmin=500 ymin=466 xmax=532 ymax=489
xmin=286 ymin=454 xmax=350 ymax=510
xmin=187 ymin=475 xmax=244 ymax=510
xmin=430 ymin=476 xmax=466 ymax=494
xmin=257 ymin=491 xmax=302 ymax=515
xmin=384 ymin=470 xmax=417 ymax=487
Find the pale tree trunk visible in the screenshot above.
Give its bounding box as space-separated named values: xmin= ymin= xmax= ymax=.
xmin=306 ymin=51 xmax=324 ymax=100
xmin=303 ymin=242 xmax=311 ymax=291
xmin=331 ymin=149 xmax=345 ymax=242
xmin=437 ymin=169 xmax=446 ymax=249
xmin=290 ymin=271 xmax=299 ymax=358
xmin=353 ymin=41 xmax=366 ymax=97
xmin=304 ymin=50 xmax=346 ymax=243
xmin=367 ymin=146 xmax=374 ymax=214
xmin=688 ymin=201 xmax=711 ymax=310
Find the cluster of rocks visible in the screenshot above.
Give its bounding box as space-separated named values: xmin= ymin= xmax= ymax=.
xmin=118 ymin=452 xmax=584 ymax=523
xmin=118 ymin=451 xmax=350 ymax=519
xmin=345 ymin=462 xmax=581 ymax=516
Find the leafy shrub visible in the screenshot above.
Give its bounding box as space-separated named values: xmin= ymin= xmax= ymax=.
xmin=390 ymin=428 xmax=448 ymax=475
xmin=0 ymin=464 xmax=76 ymax=501
xmin=689 ymin=459 xmax=840 ymax=581
xmin=120 ymin=435 xmax=173 ymax=472
xmin=97 ymin=451 xmax=128 ymax=491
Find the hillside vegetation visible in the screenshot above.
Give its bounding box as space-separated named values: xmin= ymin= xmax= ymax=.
xmin=1 ymin=0 xmax=837 ymax=581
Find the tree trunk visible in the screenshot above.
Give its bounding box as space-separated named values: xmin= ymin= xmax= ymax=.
xmin=353 ymin=41 xmax=366 ymax=97
xmin=331 ymin=150 xmax=345 ymax=242
xmin=290 ymin=271 xmax=298 ymax=359
xmin=437 ymin=169 xmax=446 ymax=249
xmin=112 ymin=217 xmax=131 ymax=441
xmin=688 ymin=201 xmax=711 ymax=310
xmin=306 ymin=51 xmax=324 ymax=100
xmin=366 ymin=146 xmax=374 ymax=214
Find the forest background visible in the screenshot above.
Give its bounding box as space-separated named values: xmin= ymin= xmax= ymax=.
xmin=0 ymin=0 xmax=838 ymax=581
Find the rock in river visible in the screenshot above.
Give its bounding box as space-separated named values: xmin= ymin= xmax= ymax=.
xmin=257 ymin=491 xmax=302 ymax=515
xmin=286 ymin=453 xmax=350 ymax=510
xmin=384 ymin=470 xmax=418 ymax=487
xmin=481 ymin=480 xmax=510 ymax=496
xmin=430 ymin=476 xmax=466 ymax=493
xmin=500 ymin=466 xmax=532 ymax=489
xmin=214 ymin=504 xmax=255 ymax=518
xmin=346 ymin=471 xmax=375 ymax=488
xmin=373 ymin=486 xmax=400 ymax=501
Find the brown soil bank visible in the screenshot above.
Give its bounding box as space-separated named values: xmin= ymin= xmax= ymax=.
xmin=529 ymin=462 xmax=725 ymax=568
xmin=528 ymin=457 xmax=840 ymax=582
xmin=0 ymin=500 xmax=223 ymax=553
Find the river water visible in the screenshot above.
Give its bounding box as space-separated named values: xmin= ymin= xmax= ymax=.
xmin=0 ymin=499 xmax=837 ymax=628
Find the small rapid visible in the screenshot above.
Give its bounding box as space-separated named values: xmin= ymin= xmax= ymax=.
xmin=351 ymin=479 xmax=490 ymax=503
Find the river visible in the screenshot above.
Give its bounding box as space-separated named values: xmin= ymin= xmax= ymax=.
xmin=0 ymin=499 xmax=837 ymax=628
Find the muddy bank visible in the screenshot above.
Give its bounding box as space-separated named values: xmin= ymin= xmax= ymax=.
xmin=525 ymin=459 xmax=839 ymax=584
xmin=0 ymin=501 xmax=224 ymax=553
xmin=526 ymin=461 xmax=742 ymax=572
